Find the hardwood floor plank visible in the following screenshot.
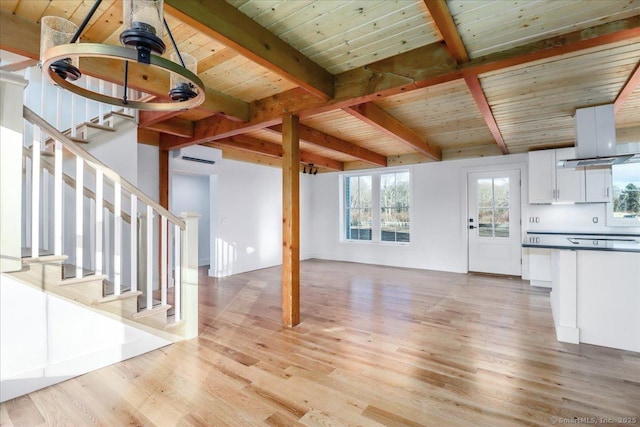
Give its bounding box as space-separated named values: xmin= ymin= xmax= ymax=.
xmin=2 ymin=260 xmax=639 ymax=426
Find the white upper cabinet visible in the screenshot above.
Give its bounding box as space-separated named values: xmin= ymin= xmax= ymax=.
xmin=585 ymin=167 xmax=612 ymax=203
xmin=529 ymin=148 xmax=585 ymax=204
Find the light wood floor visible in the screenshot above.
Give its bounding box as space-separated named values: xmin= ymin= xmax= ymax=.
xmin=2 ymin=260 xmax=639 ymax=426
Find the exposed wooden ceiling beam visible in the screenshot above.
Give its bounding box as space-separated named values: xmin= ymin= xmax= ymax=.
xmin=211 ymin=135 xmax=344 ymax=171
xmin=270 ymin=124 xmax=387 ymax=167
xmin=0 ymin=11 xmax=250 ymax=122
xmin=0 ymin=58 xmax=38 ymax=72
xmin=149 ymin=15 xmax=640 ymax=151
xmin=464 ymin=76 xmax=509 ymax=155
xmin=139 ymin=110 xmax=184 ymax=127
xmin=144 ymin=117 xmax=194 ymax=138
xmin=423 ymin=0 xmax=469 ymax=63
xmin=463 ymin=16 xmax=640 ymax=76
xmin=344 ymin=103 xmax=441 ymax=161
xmin=164 ymin=0 xmax=334 ymax=100
xmin=614 ymin=61 xmax=640 ymax=114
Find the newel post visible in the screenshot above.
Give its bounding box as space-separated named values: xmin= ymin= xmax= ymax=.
xmin=0 ymin=72 xmax=28 ymax=273
xmin=181 ymin=212 xmax=199 ymax=339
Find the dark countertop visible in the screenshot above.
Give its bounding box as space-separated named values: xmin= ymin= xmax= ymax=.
xmin=523 ymin=233 xmax=640 ymax=253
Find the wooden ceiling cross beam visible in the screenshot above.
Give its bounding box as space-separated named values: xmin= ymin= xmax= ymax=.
xmin=270 ymin=124 xmax=387 ymax=167
xmin=211 ymin=135 xmax=344 ymax=171
xmin=464 ymin=76 xmax=509 ymax=155
xmin=423 ymin=0 xmax=469 ymax=63
xmin=344 ymin=103 xmax=441 ymax=161
xmin=165 ymin=0 xmax=334 ymax=99
xmin=614 ymin=61 xmax=640 ymax=114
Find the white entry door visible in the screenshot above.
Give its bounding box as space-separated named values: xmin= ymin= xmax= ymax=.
xmin=468 ymin=170 xmax=521 ymax=275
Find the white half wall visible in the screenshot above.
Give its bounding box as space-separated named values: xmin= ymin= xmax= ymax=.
xmin=0 ymin=274 xmax=170 ymax=402
xmin=309 ymin=154 xmax=528 ymax=274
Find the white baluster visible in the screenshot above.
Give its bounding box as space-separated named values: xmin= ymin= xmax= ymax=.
xmin=174 ymin=224 xmax=181 ymax=322
xmin=95 ymin=170 xmax=103 ymax=274
xmin=85 ymin=76 xmax=91 ymax=123
xmin=70 ymin=92 xmax=76 ymax=138
xmin=104 ymin=206 xmax=111 ymax=280
xmin=111 ymin=82 xmax=117 ymax=113
xmin=56 ymin=87 xmax=62 ymax=129
xmin=98 ymin=80 xmax=105 ymax=125
xmin=31 ymin=138 xmax=40 ymax=259
xmin=130 ymin=194 xmax=137 ymax=292
xmin=161 ymin=215 xmax=167 ymax=306
xmin=146 ymin=205 xmax=153 ymax=310
xmin=75 ymin=157 xmax=83 ymax=278
xmin=42 ymin=169 xmax=49 ymax=250
xmin=114 ymin=181 xmax=122 ymax=295
xmin=54 ymin=140 xmax=63 ymax=256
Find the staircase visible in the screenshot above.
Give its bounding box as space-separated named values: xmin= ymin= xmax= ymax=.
xmin=0 ymin=69 xmax=199 ymax=401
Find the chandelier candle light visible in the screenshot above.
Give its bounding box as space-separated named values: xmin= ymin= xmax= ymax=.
xmin=39 ymin=0 xmax=205 ymax=111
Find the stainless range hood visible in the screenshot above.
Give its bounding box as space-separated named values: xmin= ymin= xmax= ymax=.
xmin=558 ymin=104 xmax=634 ymax=168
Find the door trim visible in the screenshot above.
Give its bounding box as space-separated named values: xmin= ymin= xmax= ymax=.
xmin=460 ymin=162 xmax=527 ymax=274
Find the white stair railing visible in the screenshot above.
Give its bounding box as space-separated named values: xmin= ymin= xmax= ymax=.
xmin=21 ymin=106 xmax=198 ymax=337
xmin=22 ymin=66 xmax=142 ymax=138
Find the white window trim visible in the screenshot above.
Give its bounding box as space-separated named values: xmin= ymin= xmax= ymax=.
xmin=340 ymin=168 xmax=412 ymax=245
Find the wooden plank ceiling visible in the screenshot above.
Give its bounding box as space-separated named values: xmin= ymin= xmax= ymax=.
xmin=1 ymin=0 xmax=639 ymax=170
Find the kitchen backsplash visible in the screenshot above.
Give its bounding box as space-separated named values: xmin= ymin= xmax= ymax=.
xmin=526 ymin=203 xmax=640 ymax=234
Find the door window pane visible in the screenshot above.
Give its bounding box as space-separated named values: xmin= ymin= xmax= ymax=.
xmin=476 ymin=177 xmax=510 ymax=238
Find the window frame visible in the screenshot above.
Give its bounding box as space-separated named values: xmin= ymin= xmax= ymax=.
xmin=341 ymin=168 xmax=412 ymax=244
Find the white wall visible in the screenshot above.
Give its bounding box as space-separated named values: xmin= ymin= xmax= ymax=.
xmin=310 ymin=154 xmax=528 ymax=274
xmin=0 ymin=274 xmax=170 ymax=402
xmin=209 ymin=158 xmax=313 ymax=277
xmin=172 ymin=173 xmax=210 ymax=266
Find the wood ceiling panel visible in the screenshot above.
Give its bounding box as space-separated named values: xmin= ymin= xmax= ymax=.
xmin=303 ymin=110 xmax=415 ymax=156
xmin=199 ymin=55 xmax=297 ymax=102
xmin=227 ymin=0 xmax=441 ymax=74
xmin=375 ymin=80 xmax=495 ymax=149
xmin=449 ymin=0 xmax=640 ymax=58
xmin=481 ymin=39 xmax=640 ymax=151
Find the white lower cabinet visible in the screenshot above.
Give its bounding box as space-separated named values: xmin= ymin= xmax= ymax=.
xmin=528 ymin=248 xmax=551 ymax=288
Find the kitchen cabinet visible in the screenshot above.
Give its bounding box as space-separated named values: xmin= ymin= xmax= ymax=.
xmin=529 ymin=148 xmax=585 ymax=203
xmin=585 ymin=167 xmax=612 ymax=203
xmin=528 ymin=247 xmax=551 ymax=288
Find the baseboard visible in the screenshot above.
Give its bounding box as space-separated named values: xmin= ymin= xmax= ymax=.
xmin=531 ymin=279 xmax=552 ymax=288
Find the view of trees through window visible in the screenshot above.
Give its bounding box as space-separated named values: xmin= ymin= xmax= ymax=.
xmin=612 ymin=163 xmax=640 ymax=222
xmin=381 ymin=172 xmax=410 ymax=242
xmin=477 ymin=177 xmax=510 ymax=238
xmin=344 ymin=171 xmax=410 ymax=242
xmin=345 ymin=175 xmax=372 ymax=240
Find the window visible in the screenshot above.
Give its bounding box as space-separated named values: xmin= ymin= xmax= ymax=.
xmin=477 ymin=177 xmax=510 ymax=238
xmin=343 ymin=170 xmax=410 ymax=243
xmin=381 ymin=172 xmax=410 ymax=242
xmin=345 ymin=175 xmax=372 ymax=240
xmin=608 ymin=162 xmax=640 ymax=226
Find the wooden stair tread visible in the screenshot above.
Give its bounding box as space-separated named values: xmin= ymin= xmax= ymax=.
xmin=59 ymin=274 xmax=107 ymax=286
xmin=81 ymin=122 xmax=115 ymax=132
xmin=105 ymin=110 xmax=135 ymax=120
xmin=97 ymin=290 xmax=143 ymax=304
xmin=133 ymin=304 xmax=172 ymax=319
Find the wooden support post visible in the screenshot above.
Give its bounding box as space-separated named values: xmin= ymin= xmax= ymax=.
xmin=159 ymin=149 xmax=169 ymax=209
xmin=281 ymin=114 xmax=300 ymax=327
